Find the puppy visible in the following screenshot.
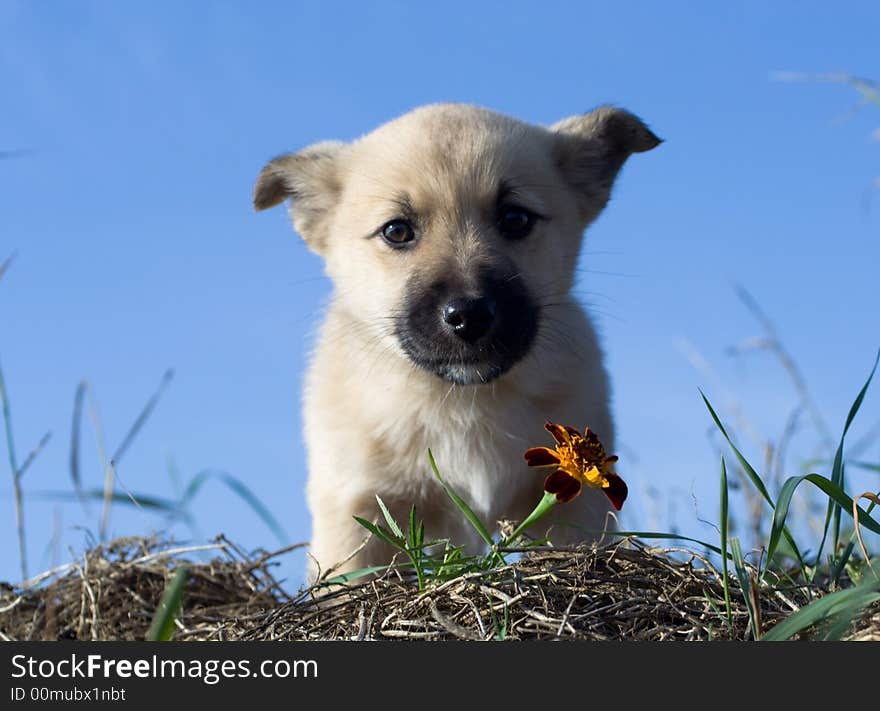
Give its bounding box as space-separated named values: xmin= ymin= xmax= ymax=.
xmin=254 ymin=103 xmax=659 ymax=581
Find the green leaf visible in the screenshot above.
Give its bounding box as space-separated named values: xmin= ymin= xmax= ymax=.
xmin=0 ymin=253 xmax=15 ymax=282
xmin=831 ymin=491 xmax=880 ymax=583
xmin=353 ymin=511 xmax=426 ymax=588
xmin=375 ymin=495 xmax=404 ymax=540
xmin=408 ymin=505 xmax=418 ymax=550
xmin=419 ymin=537 xmax=448 ymax=549
xmin=112 ymin=369 xmax=174 ymax=465
xmin=177 ymin=469 xmax=288 ymax=545
xmin=762 ymin=582 xmax=880 ymax=641
xmin=702 ymin=392 xmax=773 ymax=503
xmin=767 ymin=473 xmax=880 ymax=568
xmin=497 ymin=603 xmax=510 ymax=641
xmin=428 ymin=449 xmax=494 ymax=548
xmin=850 ymin=460 xmax=880 ymax=474
xmin=730 ymin=537 xmax=759 ymax=640
xmin=720 ymin=457 xmax=733 ymax=626
xmin=30 ymin=488 xmax=193 ymax=522
xmin=585 ymin=530 xmax=726 ymax=557
xmin=352 ymin=516 xmax=404 ymax=549
xmin=818 ymin=350 xmax=878 ymax=568
xmin=701 ymin=391 xmax=805 ymax=572
xmin=321 ymin=565 xmax=389 ymax=586
xmin=69 ymin=381 xmax=87 ymax=508
xmin=146 ymin=565 xmax=188 ymax=641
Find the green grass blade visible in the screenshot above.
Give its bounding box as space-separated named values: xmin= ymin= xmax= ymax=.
xmin=352 ymin=516 xmax=404 ymax=549
xmin=0 ymin=358 xmax=20 ymax=481
xmin=69 ymin=381 xmax=87 ymax=507
xmin=408 ymin=505 xmax=418 ymax=549
xmin=16 ymin=431 xmax=51 ymax=481
xmin=428 ymin=449 xmax=494 ymax=548
xmin=403 ymin=504 xmax=426 ymax=588
xmin=498 ymin=603 xmax=509 ymax=641
xmin=375 ymin=495 xmax=404 ymax=539
xmin=819 ymin=349 xmax=878 ymax=565
xmin=0 ymin=356 xmax=27 ymax=581
xmin=577 ymin=529 xmax=726 ymax=556
xmin=420 ymin=537 xmax=451 ymax=549
xmin=483 ymin=593 xmax=510 ymax=641
xmin=730 ymin=537 xmax=759 ymax=640
xmin=320 ymin=565 xmax=389 ymax=586
xmin=410 ymin=555 xmax=426 ymax=590
xmin=832 ymin=540 xmax=858 ymax=585
xmin=701 ymin=391 xmax=805 ymax=571
xmin=32 ymin=488 xmax=181 ymax=512
xmin=767 ymin=472 xmax=880 ymax=570
xmin=701 ymin=391 xmax=773 ymax=503
xmin=762 ymin=582 xmax=880 ymax=641
xmin=820 ymin=599 xmax=874 ymax=641
xmin=0 ymin=253 xmax=15 ymax=282
xmin=352 ymin=512 xmax=424 ymax=588
xmin=30 ymin=488 xmax=198 ymax=531
xmin=146 ymin=565 xmax=188 ymax=641
xmin=177 ymin=469 xmax=288 ymax=544
xmin=720 ymin=457 xmax=733 ymax=626
xmin=112 ymin=369 xmax=174 ymax=465
xmin=850 ymin=460 xmax=880 ymax=473
xmin=830 ymin=462 xmax=846 ymax=556
xmin=831 ymin=491 xmax=879 ymax=584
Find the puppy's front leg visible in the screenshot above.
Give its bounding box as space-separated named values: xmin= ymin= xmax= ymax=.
xmin=307 ymin=473 xmax=487 ymax=584
xmin=306 ymin=483 xmax=398 ymax=583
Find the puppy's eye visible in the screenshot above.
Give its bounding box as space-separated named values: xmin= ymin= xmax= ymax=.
xmin=381 ymin=219 xmax=415 ymax=246
xmin=497 ymin=206 xmax=536 ymax=240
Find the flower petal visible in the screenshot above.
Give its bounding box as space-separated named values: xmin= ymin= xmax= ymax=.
xmin=544 ymin=469 xmax=582 ymax=503
xmin=544 ymin=422 xmax=571 ymax=446
xmin=562 ymin=424 xmax=582 ymax=439
xmin=601 ymin=473 xmax=628 ymax=511
xmin=524 ymin=447 xmax=561 ymax=467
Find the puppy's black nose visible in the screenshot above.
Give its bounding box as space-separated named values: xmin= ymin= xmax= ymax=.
xmin=442 ymin=297 xmax=497 ymax=343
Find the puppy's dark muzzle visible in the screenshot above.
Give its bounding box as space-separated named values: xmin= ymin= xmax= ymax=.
xmin=442 ymin=297 xmax=497 ymax=344
xmin=395 ymin=268 xmax=538 ymax=385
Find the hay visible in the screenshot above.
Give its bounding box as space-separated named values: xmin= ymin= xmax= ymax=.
xmin=1 ymin=536 xmax=876 ymax=641
xmin=244 ymin=542 xmax=801 ymax=641
xmin=0 ymin=536 xmax=285 ymax=641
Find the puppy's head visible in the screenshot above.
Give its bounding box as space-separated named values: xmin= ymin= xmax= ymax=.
xmin=255 ymin=104 xmax=659 ymax=385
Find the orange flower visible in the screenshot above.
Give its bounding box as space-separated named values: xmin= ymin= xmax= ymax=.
xmin=524 ymin=422 xmax=627 ymax=510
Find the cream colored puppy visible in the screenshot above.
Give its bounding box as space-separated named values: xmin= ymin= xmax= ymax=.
xmin=254 ymin=104 xmax=659 ymax=581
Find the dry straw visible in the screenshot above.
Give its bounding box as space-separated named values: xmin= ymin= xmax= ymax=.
xmin=2 ymin=536 xmax=877 ymax=642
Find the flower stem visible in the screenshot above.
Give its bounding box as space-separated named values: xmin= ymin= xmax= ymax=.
xmin=500 ymin=491 xmax=558 ymax=549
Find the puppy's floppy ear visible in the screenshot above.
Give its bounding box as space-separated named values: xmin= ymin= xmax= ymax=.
xmin=552 ymin=106 xmax=661 ymax=220
xmin=253 ymin=141 xmax=344 ymax=252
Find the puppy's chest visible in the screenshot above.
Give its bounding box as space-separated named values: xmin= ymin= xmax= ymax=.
xmin=376 ymin=393 xmax=538 ymax=518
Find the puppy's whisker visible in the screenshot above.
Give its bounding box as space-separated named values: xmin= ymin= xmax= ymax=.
xmin=439 ymin=382 xmax=457 ymax=408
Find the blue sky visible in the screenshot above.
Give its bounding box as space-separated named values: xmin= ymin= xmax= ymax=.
xmin=1 ymin=1 xmax=878 ymax=588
